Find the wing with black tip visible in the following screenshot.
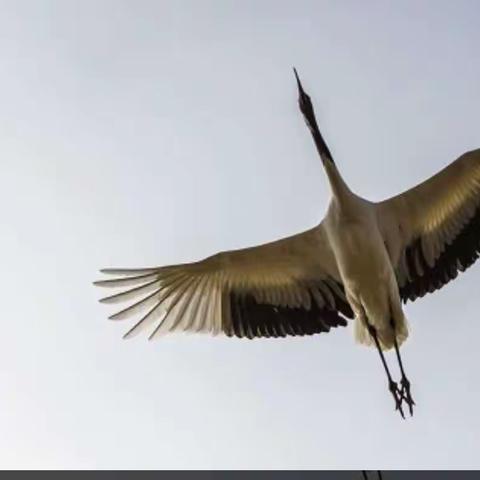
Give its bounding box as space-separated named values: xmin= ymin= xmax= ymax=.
xmin=95 ymin=224 xmax=353 ymax=340
xmin=377 ymin=149 xmax=480 ymax=302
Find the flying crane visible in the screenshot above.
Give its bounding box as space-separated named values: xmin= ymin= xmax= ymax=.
xmin=95 ymin=69 xmax=480 ymax=417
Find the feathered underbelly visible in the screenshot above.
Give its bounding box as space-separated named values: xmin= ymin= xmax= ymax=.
xmin=335 ymin=223 xmax=390 ymax=285
xmin=331 ymin=220 xmax=408 ymax=349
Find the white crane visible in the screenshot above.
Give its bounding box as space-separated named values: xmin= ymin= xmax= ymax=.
xmin=95 ymin=69 xmax=480 ymax=418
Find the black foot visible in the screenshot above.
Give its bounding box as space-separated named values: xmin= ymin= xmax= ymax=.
xmin=389 ymin=380 xmax=405 ymax=419
xmin=400 ymin=376 xmax=415 ymax=416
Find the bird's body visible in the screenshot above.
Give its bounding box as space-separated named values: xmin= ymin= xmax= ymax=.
xmin=325 ymin=194 xmax=406 ymax=350
xmin=95 ymin=69 xmax=480 ymax=416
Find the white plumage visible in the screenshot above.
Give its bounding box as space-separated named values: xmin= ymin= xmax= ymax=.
xmin=95 ymin=69 xmax=480 ymax=416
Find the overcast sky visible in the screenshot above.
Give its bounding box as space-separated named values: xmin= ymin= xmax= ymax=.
xmin=1 ymin=0 xmax=480 ymax=470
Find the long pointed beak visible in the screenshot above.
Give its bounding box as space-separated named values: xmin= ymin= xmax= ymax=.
xmin=293 ymin=67 xmax=305 ymax=96
xmin=293 ymin=67 xmax=316 ymax=129
xmin=292 ymin=67 xmax=334 ymax=164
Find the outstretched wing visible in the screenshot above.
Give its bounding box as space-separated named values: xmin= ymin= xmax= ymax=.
xmin=95 ymin=224 xmax=353 ymax=340
xmin=376 ymin=148 xmax=480 ymax=302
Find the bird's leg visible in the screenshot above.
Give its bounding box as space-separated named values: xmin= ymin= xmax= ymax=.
xmin=366 ymin=322 xmax=405 ymax=418
xmin=390 ymin=317 xmax=415 ymax=416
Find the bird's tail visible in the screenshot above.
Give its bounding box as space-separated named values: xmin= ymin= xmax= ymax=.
xmin=354 ymin=314 xmax=409 ymax=351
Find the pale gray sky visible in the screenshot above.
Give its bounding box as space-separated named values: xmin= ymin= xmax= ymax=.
xmin=1 ymin=0 xmax=480 ymax=470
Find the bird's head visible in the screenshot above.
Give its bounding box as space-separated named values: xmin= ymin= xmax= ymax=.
xmin=293 ymin=67 xmax=320 ymax=134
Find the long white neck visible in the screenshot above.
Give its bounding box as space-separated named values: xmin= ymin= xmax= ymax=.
xmin=308 ymin=123 xmax=355 ymax=205
xmin=323 ymin=160 xmax=355 ymax=205
xmin=293 ymin=69 xmax=355 ymax=207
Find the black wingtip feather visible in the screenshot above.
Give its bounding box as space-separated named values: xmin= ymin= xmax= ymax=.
xmin=226 ymin=290 xmax=349 ymax=340
xmin=401 ymin=205 xmax=480 ymax=303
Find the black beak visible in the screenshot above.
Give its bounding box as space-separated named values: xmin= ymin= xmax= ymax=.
xmin=293 ymin=67 xmax=318 ymax=132
xmin=293 ymin=67 xmax=303 ymax=94
xmin=293 ymin=67 xmax=334 ymax=164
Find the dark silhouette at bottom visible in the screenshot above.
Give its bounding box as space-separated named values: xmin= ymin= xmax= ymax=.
xmin=362 ymin=471 xmax=383 ymax=480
